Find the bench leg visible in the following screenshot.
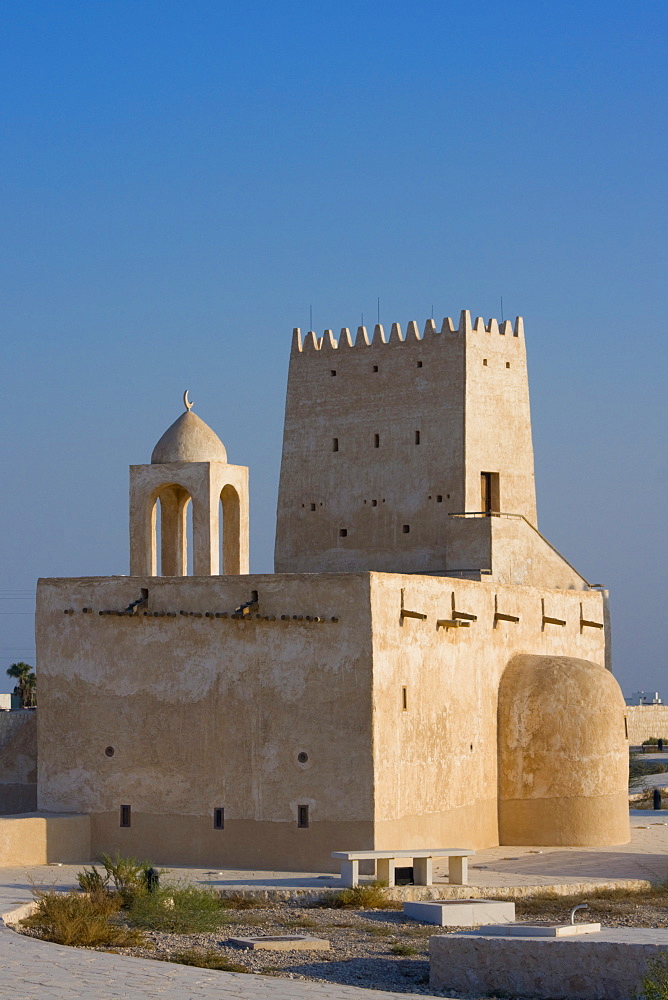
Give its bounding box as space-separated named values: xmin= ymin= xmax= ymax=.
xmin=448 ymin=856 xmax=468 ymax=885
xmin=340 ymin=860 xmax=359 ymax=888
xmin=413 ymin=857 xmax=433 ymax=886
xmin=376 ymin=857 xmax=396 ymax=887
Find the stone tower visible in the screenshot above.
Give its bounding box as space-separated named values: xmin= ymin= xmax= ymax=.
xmin=275 ymin=310 xmax=536 ymax=574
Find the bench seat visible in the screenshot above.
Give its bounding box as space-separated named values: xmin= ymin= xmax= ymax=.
xmin=331 ymin=848 xmax=475 ymax=887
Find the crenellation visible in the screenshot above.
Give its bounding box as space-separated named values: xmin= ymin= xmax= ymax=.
xmin=290 ymin=314 xmax=524 ymax=353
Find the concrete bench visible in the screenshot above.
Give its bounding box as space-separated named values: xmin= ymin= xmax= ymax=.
xmin=331 ymin=848 xmax=475 ymax=888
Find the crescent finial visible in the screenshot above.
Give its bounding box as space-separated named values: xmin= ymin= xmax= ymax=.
xmin=183 ymin=389 xmax=194 ymax=412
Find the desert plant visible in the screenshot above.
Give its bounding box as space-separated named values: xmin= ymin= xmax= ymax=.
xmin=641 ymin=953 xmax=668 ymax=1000
xmin=21 ymin=888 xmax=143 ymax=948
xmin=99 ymin=852 xmax=153 ymax=903
xmin=168 ymin=947 xmax=247 ymax=972
xmin=127 ymin=884 xmax=229 ymax=933
xmin=390 ymin=942 xmax=418 ymax=955
xmin=217 ymin=893 xmax=264 ymax=910
xmin=319 ymin=882 xmax=398 ymax=910
xmin=76 ymin=865 xmax=109 ymax=894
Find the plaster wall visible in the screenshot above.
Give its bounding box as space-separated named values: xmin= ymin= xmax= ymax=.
xmin=0 ymin=710 xmax=37 ymax=814
xmin=626 ymin=705 xmax=668 ymax=745
xmin=0 ymin=813 xmax=89 ymax=865
xmin=368 ymin=573 xmax=610 ymax=850
xmin=275 ymin=314 xmax=537 ymax=576
xmin=36 ymin=574 xmax=374 ymax=870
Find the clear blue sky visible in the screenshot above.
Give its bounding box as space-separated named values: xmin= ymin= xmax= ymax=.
xmin=1 ymin=1 xmax=666 ymax=696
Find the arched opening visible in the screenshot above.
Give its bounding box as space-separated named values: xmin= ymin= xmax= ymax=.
xmin=220 ymin=484 xmax=241 ymax=575
xmin=151 ymin=484 xmax=192 ymax=576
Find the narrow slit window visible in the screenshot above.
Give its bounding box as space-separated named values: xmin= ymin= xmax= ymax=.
xmin=415 ymin=430 xmax=420 ymax=445
xmin=120 ymin=804 xmax=131 ymax=828
xmin=374 ymin=433 xmax=379 ymax=448
xmin=298 ymin=804 xmax=309 ymax=828
xmin=333 ymin=438 xmax=339 ymax=452
xmin=214 ymin=807 xmax=225 ymax=830
xmin=402 ymin=686 xmax=408 ymax=711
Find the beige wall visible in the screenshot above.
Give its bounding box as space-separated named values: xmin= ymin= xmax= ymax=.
xmin=626 ymin=705 xmax=668 ymax=745
xmin=37 ymin=573 xmax=375 ymax=870
xmin=0 ymin=813 xmax=89 ymax=865
xmin=36 ymin=569 xmax=622 ymax=869
xmin=275 ymin=313 xmax=535 ymax=576
xmin=498 ymin=655 xmax=629 ymax=845
xmin=0 ymin=710 xmax=37 ymax=814
xmin=368 ymin=574 xmax=614 ymax=852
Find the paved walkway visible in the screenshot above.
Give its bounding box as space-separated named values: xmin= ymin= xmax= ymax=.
xmin=1 ymin=811 xmax=667 ymax=999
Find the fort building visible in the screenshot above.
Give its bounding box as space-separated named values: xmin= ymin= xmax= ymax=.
xmin=32 ymin=311 xmax=629 ymax=870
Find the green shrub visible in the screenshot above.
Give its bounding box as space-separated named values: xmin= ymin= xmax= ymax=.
xmin=99 ymin=852 xmax=156 ymax=904
xmin=127 ymin=884 xmax=229 ymax=933
xmin=21 ymin=889 xmax=143 ymax=948
xmin=168 ymin=947 xmax=247 ymax=972
xmin=641 ymin=954 xmax=668 ymax=1000
xmin=218 ymin=893 xmax=263 ymax=910
xmin=319 ymin=882 xmax=398 ymax=910
xmin=76 ymin=865 xmax=109 ymax=894
xmin=390 ymin=942 xmax=418 ymax=955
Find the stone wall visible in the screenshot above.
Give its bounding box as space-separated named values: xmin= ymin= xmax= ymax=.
xmin=0 ymin=710 xmax=37 ymax=814
xmin=626 ymin=705 xmax=668 ymax=745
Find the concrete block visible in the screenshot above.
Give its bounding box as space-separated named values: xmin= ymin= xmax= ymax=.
xmin=430 ymin=927 xmax=668 ymax=1000
xmin=479 ymin=921 xmax=600 ymax=936
xmin=404 ymin=898 xmax=515 ymax=926
xmin=228 ymin=935 xmax=330 ymax=951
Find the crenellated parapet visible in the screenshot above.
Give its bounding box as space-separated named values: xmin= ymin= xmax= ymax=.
xmin=291 ymin=310 xmax=524 ymax=353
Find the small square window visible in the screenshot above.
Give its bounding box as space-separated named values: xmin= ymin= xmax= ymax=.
xmin=339 ymin=528 xmax=348 ymax=537
xmin=298 ymin=804 xmax=309 ymax=828
xmin=506 ymin=362 xmax=511 ymax=368
xmin=417 ymin=361 xmax=423 ymax=368
xmin=436 ymin=495 xmax=443 ymax=502
xmin=333 ymin=438 xmax=339 ymax=452
xmin=214 ymin=807 xmax=224 ymax=830
xmin=120 ymin=804 xmax=131 ymax=828
xmin=483 ymin=359 xmax=488 ymax=366
xmin=374 ymin=434 xmax=379 ymax=448
xmin=372 ymin=365 xmax=378 ymax=372
xmin=330 ymin=369 xmax=337 ymax=376
xmin=402 ymin=524 xmax=410 ymax=534
xmin=310 ymin=503 xmax=316 ymax=511
xmin=372 ymin=499 xmax=377 ymax=507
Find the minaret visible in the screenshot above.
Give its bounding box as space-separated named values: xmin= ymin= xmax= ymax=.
xmin=129 ymin=391 xmax=249 ymax=576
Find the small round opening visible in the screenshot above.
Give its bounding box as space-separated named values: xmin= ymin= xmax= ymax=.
xmin=105 ymin=746 xmax=115 ymax=758
xmin=297 ymin=752 xmax=309 ymax=764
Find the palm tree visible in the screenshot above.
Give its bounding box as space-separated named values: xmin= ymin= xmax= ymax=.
xmin=7 ymin=662 xmax=36 ymax=708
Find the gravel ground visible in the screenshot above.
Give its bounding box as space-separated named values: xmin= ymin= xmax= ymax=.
xmin=18 ymin=893 xmax=668 ymax=996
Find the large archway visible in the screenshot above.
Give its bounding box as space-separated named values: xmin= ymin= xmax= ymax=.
xmin=152 ymin=483 xmax=192 ymax=576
